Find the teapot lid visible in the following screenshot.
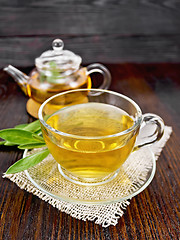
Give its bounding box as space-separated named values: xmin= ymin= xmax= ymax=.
xmin=35 ymin=39 xmax=82 ymax=77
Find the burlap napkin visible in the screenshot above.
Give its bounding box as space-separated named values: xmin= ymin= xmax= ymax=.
xmin=3 ymin=126 xmax=172 ymax=227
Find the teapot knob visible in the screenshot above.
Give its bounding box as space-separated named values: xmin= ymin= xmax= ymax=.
xmin=52 ymin=39 xmax=64 ymax=51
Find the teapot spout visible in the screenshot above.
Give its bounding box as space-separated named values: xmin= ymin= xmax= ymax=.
xmin=3 ymin=65 xmax=30 ymax=95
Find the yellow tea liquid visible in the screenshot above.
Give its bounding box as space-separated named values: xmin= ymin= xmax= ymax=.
xmin=43 ymin=103 xmax=137 ymax=181
xmin=28 ymin=68 xmax=91 ymax=103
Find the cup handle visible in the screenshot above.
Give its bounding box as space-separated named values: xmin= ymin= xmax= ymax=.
xmin=86 ymin=63 xmax=111 ymax=94
xmin=134 ymin=113 xmax=164 ymax=150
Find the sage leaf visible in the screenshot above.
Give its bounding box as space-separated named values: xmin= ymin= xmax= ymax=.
xmin=18 ymin=142 xmax=46 ymax=149
xmin=6 ymin=148 xmax=50 ymax=174
xmin=0 ymin=141 xmax=6 ymax=145
xmin=0 ymin=129 xmax=43 ymax=145
xmin=32 ymin=134 xmax=44 ymax=142
xmin=23 ymin=120 xmax=41 ymax=133
xmin=34 ymin=129 xmax=42 ymax=135
xmin=4 ymin=141 xmax=16 ymax=146
xmin=15 ymin=123 xmax=28 ymax=129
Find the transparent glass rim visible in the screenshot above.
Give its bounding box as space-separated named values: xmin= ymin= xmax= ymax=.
xmin=38 ymin=88 xmax=142 ymax=139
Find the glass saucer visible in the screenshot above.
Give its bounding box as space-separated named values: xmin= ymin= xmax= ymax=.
xmin=24 ymin=147 xmax=156 ymax=205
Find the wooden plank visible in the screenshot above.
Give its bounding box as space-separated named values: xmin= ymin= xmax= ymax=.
xmin=0 ymin=1 xmax=180 ymax=36
xmin=0 ymin=64 xmax=180 ymax=239
xmin=0 ymin=35 xmax=180 ymax=67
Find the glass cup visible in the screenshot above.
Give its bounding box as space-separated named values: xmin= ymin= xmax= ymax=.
xmin=39 ymin=89 xmax=164 ymax=185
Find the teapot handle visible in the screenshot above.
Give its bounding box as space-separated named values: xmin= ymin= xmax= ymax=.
xmin=86 ymin=63 xmax=111 ymax=95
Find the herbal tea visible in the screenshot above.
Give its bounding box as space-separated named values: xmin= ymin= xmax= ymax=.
xmin=28 ymin=68 xmax=91 ymax=103
xmin=43 ymin=103 xmax=137 ymax=181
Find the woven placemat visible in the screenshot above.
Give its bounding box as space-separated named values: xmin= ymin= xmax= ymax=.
xmin=3 ymin=126 xmax=172 ymax=227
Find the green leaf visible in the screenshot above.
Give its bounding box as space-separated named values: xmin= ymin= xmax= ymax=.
xmin=18 ymin=142 xmax=46 ymax=149
xmin=6 ymin=148 xmax=50 ymax=174
xmin=34 ymin=129 xmax=42 ymax=135
xmin=15 ymin=123 xmax=29 ymax=129
xmin=23 ymin=120 xmax=41 ymax=133
xmin=49 ymin=61 xmax=57 ymax=68
xmin=32 ymin=134 xmax=44 ymax=142
xmin=4 ymin=141 xmax=16 ymax=146
xmin=0 ymin=141 xmax=6 ymax=145
xmin=0 ymin=129 xmax=43 ymax=145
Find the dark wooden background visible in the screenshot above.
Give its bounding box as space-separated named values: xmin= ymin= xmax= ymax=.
xmin=0 ymin=0 xmax=180 ymax=68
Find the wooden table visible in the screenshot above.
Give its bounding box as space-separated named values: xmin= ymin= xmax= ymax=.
xmin=0 ymin=64 xmax=179 ymax=239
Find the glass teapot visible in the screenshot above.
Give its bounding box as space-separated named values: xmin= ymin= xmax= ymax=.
xmin=4 ymin=39 xmax=111 ymax=118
